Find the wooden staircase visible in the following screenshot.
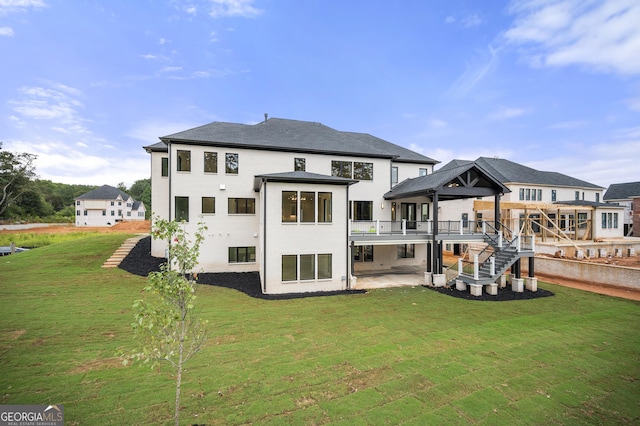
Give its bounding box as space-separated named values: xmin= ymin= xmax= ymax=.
xmin=102 ymin=234 xmax=147 ymax=268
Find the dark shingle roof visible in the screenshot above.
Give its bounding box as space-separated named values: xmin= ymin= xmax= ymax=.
xmin=603 ymin=182 xmax=640 ymax=200
xmin=132 ymin=201 xmax=145 ymax=210
xmin=384 ymin=161 xmax=509 ymax=200
xmin=253 ymin=171 xmax=357 ymax=191
xmin=143 ymin=141 xmax=168 ymax=152
xmin=159 ymin=118 xmax=437 ymax=164
xmin=439 ymin=157 xmax=603 ymax=189
xmin=76 ymin=185 xmax=132 ymax=201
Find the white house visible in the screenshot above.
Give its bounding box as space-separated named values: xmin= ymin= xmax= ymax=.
xmin=75 ymin=185 xmax=146 ymax=227
xmin=604 ymin=181 xmax=640 ymax=237
xmin=145 ymin=117 xmax=546 ymax=295
xmin=434 ymin=158 xmax=624 ymax=247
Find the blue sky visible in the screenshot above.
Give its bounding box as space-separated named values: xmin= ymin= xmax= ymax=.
xmin=1 ymin=0 xmax=639 ymax=189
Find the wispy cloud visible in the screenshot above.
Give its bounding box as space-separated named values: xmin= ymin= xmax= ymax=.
xmin=488 ymin=106 xmax=528 ymax=120
xmin=504 ymin=0 xmax=640 ymax=75
xmin=446 ymin=45 xmax=500 ymax=98
xmin=546 ymin=120 xmax=587 ymax=130
xmin=208 ymin=0 xmax=262 ymax=18
xmin=444 ymin=12 xmax=486 ymax=28
xmin=0 ymin=0 xmax=46 ymax=15
xmin=0 ymin=26 xmax=14 ymax=36
xmin=626 ymin=97 xmax=640 ymax=112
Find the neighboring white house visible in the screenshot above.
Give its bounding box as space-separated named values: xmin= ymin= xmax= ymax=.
xmin=435 ymin=158 xmax=624 ymax=245
xmin=604 ymin=181 xmax=640 ymax=237
xmin=74 ymin=185 xmax=146 ymax=227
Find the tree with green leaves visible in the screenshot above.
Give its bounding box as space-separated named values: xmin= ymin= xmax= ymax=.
xmin=130 ymin=217 xmax=208 ymax=426
xmin=0 ymin=142 xmax=38 ymax=217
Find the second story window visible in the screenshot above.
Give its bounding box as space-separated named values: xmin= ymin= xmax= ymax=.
xmin=204 ymin=152 xmax=218 ymax=173
xmin=354 ymin=162 xmax=373 ymax=180
xmin=161 ymin=158 xmax=169 ymax=176
xmin=331 ymin=161 xmax=352 ymax=178
xmin=202 ymin=197 xmax=215 ymax=214
xmin=419 ymin=168 xmax=428 ymax=176
xmin=225 ymin=153 xmax=239 ymax=174
xmin=294 ymin=158 xmax=306 ymax=171
xmin=391 ymin=167 xmax=398 ymax=186
xmin=177 ymin=150 xmax=191 ymax=172
xmin=575 ymin=191 xmax=580 ymax=200
xmin=552 ymin=190 xmax=557 ymax=202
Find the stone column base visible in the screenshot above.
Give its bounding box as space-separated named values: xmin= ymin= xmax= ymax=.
xmin=455 ymin=279 xmax=467 ymax=291
xmin=432 ymin=274 xmax=446 ymax=288
xmin=424 ymin=272 xmax=433 ymax=287
xmin=470 ymin=284 xmax=482 ymax=296
xmin=496 ymin=275 xmax=507 ymax=288
xmin=525 ymin=277 xmax=538 ymax=292
xmin=487 ymin=283 xmax=498 ymax=295
xmin=512 ymin=278 xmax=524 ymax=293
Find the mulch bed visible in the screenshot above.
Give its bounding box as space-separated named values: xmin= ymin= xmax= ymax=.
xmin=119 ymin=237 xmax=553 ymax=301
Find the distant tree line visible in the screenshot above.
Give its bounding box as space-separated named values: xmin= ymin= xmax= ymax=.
xmin=0 ymin=142 xmax=151 ymax=222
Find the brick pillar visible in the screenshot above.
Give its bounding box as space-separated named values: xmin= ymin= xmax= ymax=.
xmin=633 ymin=197 xmax=640 ymax=237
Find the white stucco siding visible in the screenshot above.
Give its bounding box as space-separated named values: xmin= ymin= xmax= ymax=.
xmin=261 ymin=181 xmax=349 ymax=294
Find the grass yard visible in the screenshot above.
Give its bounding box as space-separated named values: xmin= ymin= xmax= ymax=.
xmin=1 ymin=234 xmax=639 ymax=425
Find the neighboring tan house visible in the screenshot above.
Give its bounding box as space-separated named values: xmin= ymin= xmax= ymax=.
xmin=145 ymin=118 xmax=544 ymax=294
xmin=75 ymin=185 xmax=146 ymax=227
xmin=603 ymin=181 xmax=640 ymax=236
xmin=435 ymin=158 xmax=624 ymax=249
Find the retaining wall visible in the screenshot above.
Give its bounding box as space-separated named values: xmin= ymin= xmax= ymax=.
xmin=522 ymin=257 xmax=640 ymax=291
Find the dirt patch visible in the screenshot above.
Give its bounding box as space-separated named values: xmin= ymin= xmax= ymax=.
xmin=7 ymin=330 xmax=26 ymax=340
xmin=0 ymin=220 xmax=150 ymax=234
xmin=69 ymin=357 xmax=125 ymax=374
xmin=539 ymin=253 xmax=640 ymax=268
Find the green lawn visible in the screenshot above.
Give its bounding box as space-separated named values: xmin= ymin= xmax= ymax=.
xmin=1 ymin=234 xmax=639 ymax=425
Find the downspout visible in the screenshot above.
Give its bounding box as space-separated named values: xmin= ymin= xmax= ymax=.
xmin=262 ymin=180 xmax=267 ymax=294
xmin=346 ymin=185 xmax=351 ymax=290
xmin=168 ymin=141 xmax=173 ymax=221
xmin=432 ymin=191 xmax=439 ymax=274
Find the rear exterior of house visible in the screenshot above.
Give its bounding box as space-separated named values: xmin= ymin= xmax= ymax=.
xmin=604 ymin=181 xmax=640 ymax=236
xmin=145 ymin=117 xmax=438 ymax=294
xmin=75 ymin=185 xmax=146 ymax=227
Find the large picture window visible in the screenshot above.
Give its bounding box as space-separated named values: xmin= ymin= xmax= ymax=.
xmin=177 ymin=150 xmax=191 ymax=172
xmin=204 ymin=152 xmax=218 ymax=173
xmin=300 ymin=254 xmax=315 ymax=280
xmin=225 ymin=153 xmax=239 ymax=174
xmin=229 ymin=246 xmax=256 ymax=263
xmin=318 ymin=254 xmax=332 ymax=279
xmin=397 ymin=244 xmax=415 ymax=259
xmin=318 ymin=192 xmax=332 ymax=222
xmin=228 ymin=198 xmax=255 ymax=214
xmin=175 ymin=196 xmax=189 ymax=222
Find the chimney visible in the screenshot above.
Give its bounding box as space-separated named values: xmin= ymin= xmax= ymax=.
xmin=264 ymin=113 xmax=268 ymax=123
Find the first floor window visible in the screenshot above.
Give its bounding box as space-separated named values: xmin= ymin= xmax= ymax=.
xmin=76 ymin=210 xmax=80 ymax=216
xmin=83 ymin=210 xmax=88 ymax=216
xmin=398 ymin=244 xmax=415 ymax=259
xmin=578 ymin=212 xmax=588 ymax=229
xmin=602 ymin=212 xmax=619 ymax=229
xmin=229 ymin=246 xmax=256 ymax=263
xmin=228 ymin=198 xmax=255 ymax=214
xmin=138 ymin=212 xmax=144 ymax=217
xmin=294 ymin=157 xmax=306 ymax=171
xmin=354 ymin=245 xmax=373 ymax=262
xmin=111 ymin=210 xmax=115 ymax=216
xmin=202 ymin=197 xmax=215 ymax=214
xmin=127 ymin=212 xmax=131 ymax=217
xmin=175 ymin=196 xmax=189 ymax=222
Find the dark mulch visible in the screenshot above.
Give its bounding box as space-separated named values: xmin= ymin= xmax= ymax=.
xmin=119 ymin=237 xmax=553 ymax=301
xmin=118 ymin=237 xmax=365 ymax=300
xmin=425 ymin=284 xmax=554 ymax=301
